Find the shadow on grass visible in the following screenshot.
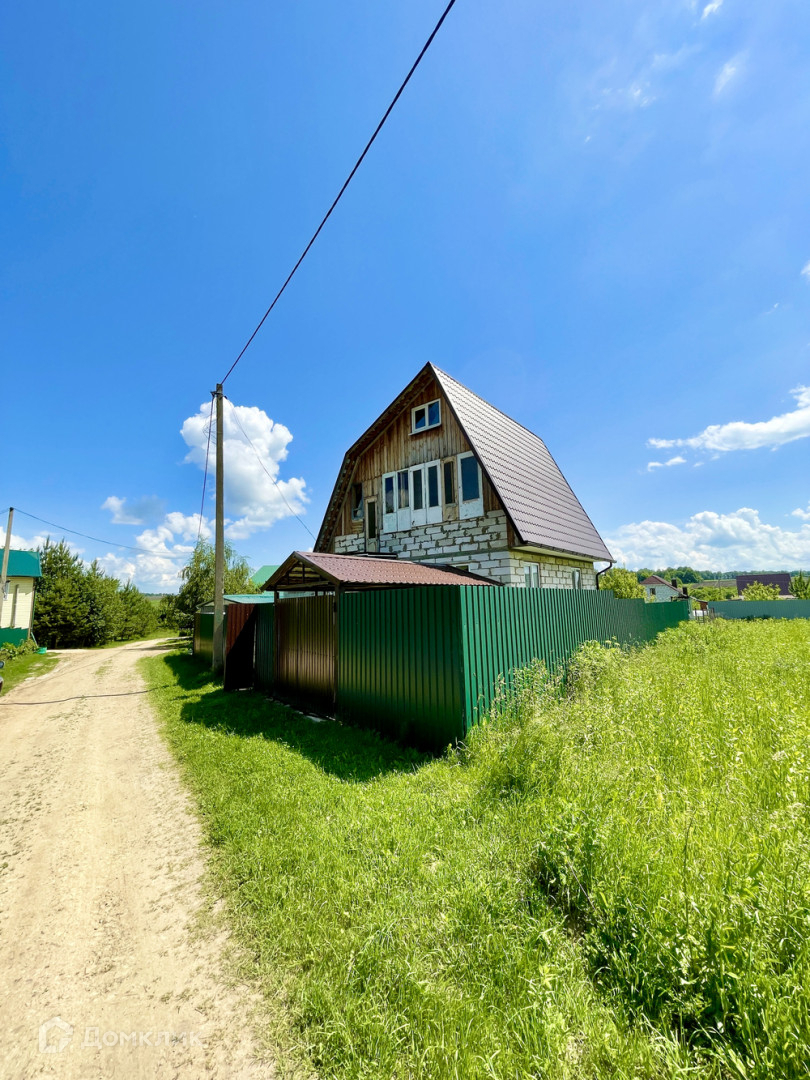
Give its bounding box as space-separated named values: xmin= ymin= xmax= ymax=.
xmin=162 ymin=652 xmax=431 ymax=782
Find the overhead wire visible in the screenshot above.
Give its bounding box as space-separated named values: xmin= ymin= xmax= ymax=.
xmin=219 ymin=0 xmax=458 ymax=385
xmin=224 ymin=396 xmax=317 ymax=542
xmin=197 ymin=396 xmax=215 ymax=543
xmin=12 ymin=508 xmax=189 ymax=562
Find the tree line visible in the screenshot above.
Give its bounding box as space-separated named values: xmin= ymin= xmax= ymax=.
xmin=30 ymin=538 xmax=259 ymax=648
xmin=33 ymin=539 xmax=160 ymax=648
xmin=600 ymin=566 xmax=810 ymax=600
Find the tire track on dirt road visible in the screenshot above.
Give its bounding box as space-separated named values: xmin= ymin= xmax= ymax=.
xmin=0 ymin=641 xmax=274 ymax=1078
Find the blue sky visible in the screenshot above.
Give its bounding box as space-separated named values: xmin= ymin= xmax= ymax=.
xmin=2 ymin=0 xmax=809 ymax=589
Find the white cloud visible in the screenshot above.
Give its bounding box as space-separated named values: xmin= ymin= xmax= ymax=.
xmin=801 ymin=261 xmax=810 ymax=282
xmin=701 ymin=0 xmax=723 ymax=19
xmin=96 ymin=513 xmax=211 ymax=591
xmin=649 ymin=385 xmax=810 ymax=455
xmin=714 ymin=53 xmax=744 ymax=96
xmin=102 ymin=495 xmax=165 ymax=526
xmin=793 ymin=504 xmax=810 ymax=522
xmin=0 ymin=528 xmax=60 ymax=553
xmin=181 ymin=400 xmax=308 ymax=540
xmin=606 ymin=507 xmax=810 ymax=569
xmin=647 ymin=455 xmax=687 ymax=471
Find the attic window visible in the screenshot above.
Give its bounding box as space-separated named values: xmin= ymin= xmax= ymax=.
xmin=411 ymin=399 xmax=441 ymax=434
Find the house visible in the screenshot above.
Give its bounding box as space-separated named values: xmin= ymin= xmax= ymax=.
xmin=0 ymin=550 xmax=42 ymax=647
xmin=315 ymin=364 xmax=611 ymax=587
xmin=641 ymin=575 xmax=687 ymax=603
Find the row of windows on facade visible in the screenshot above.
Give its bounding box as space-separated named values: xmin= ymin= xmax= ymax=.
xmin=351 ymin=453 xmax=483 ymax=537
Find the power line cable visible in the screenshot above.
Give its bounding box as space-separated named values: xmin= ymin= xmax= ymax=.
xmin=197 ymin=395 xmax=215 ymax=543
xmin=224 ymin=396 xmax=317 ymax=542
xmin=220 ymin=0 xmax=458 ymax=385
xmin=12 ymin=508 xmax=189 ymax=561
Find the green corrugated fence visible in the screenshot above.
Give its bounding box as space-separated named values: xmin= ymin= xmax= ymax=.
xmin=335 ymin=587 xmax=689 ymax=750
xmin=339 ymin=587 xmax=465 ymax=746
xmin=0 ymin=628 xmax=31 ymax=649
xmin=459 ymin=588 xmax=687 ymax=731
xmin=708 ymin=599 xmax=810 ymax=620
xmin=193 ymin=612 xmax=216 ymax=666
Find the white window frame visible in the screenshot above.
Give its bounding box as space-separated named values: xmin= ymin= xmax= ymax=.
xmin=409 ymin=464 xmax=426 ymax=528
xmin=382 ymin=472 xmax=397 ymax=533
xmin=425 ymin=459 xmax=442 ymax=524
xmin=411 ymin=399 xmax=442 ymax=435
xmin=396 ymin=469 xmax=411 ymax=531
xmin=524 ymin=563 xmax=540 ymax=589
xmin=457 ymin=452 xmax=483 ymax=520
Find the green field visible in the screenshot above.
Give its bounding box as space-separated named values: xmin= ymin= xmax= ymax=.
xmin=143 ymin=619 xmax=810 ymax=1079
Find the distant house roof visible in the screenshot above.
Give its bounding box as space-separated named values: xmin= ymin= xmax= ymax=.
xmin=250 ymin=564 xmax=280 ymax=588
xmin=4 ymin=550 xmax=42 ymax=579
xmin=736 ymin=573 xmax=792 ymax=596
xmin=640 ymin=575 xmax=679 ymax=588
xmin=264 ymin=551 xmax=501 ymax=592
xmin=316 ymin=363 xmax=612 ymax=563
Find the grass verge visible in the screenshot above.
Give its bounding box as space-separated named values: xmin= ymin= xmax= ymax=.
xmin=142 ymin=619 xmax=810 ymax=1079
xmin=0 ymin=651 xmax=60 ymax=694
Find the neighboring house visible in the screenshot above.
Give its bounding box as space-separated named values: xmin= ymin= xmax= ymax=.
xmin=641 ymin=575 xmax=687 ymax=602
xmin=315 ymin=363 xmax=612 ymax=588
xmin=0 ymin=550 xmax=42 ymax=646
xmin=736 ymin=573 xmax=792 ymax=598
xmin=250 ymin=564 xmax=280 ymax=589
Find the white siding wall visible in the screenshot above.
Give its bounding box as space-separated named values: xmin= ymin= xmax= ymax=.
xmin=643 ymin=582 xmax=680 ymax=603
xmin=0 ymin=577 xmax=36 ymax=630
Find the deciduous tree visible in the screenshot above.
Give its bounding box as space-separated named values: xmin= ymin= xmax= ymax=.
xmin=598 ymin=567 xmax=645 ymax=599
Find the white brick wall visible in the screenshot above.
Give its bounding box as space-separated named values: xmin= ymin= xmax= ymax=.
xmin=332 ymin=509 xmax=597 ymax=589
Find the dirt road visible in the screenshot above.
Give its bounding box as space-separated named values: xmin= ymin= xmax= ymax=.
xmin=0 ymin=642 xmax=273 ymax=1078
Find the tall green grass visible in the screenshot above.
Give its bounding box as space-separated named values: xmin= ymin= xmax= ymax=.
xmin=144 ymin=618 xmax=810 ymax=1079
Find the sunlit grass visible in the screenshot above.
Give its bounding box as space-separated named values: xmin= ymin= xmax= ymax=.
xmin=143 ymin=618 xmax=810 ymax=1079
xmin=0 ymin=650 xmax=59 ymax=694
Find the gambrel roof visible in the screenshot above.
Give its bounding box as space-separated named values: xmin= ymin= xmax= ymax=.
xmin=316 ymin=363 xmax=612 ymax=562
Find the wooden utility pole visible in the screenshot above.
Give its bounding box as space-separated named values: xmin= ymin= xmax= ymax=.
xmin=212 ymin=386 xmax=225 ymax=675
xmin=0 ymin=506 xmax=14 ymax=628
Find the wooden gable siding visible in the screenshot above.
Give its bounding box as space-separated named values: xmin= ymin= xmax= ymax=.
xmin=332 ymin=375 xmax=500 ymax=541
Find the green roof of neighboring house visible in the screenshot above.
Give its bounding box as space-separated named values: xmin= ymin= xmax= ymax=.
xmin=4 ymin=550 xmax=42 ymax=579
xmin=250 ymin=564 xmax=280 ymax=587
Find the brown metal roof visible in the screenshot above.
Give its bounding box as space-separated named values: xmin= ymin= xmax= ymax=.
xmin=641 ymin=575 xmax=678 ymax=587
xmin=265 ymin=551 xmax=500 ymax=591
xmin=315 ymin=362 xmax=612 ymax=563
xmin=432 ymin=367 xmax=612 ymax=562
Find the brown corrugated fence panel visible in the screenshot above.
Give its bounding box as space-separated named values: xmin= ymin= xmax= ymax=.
xmin=274 ymin=595 xmax=336 ymax=714
xmin=224 ymin=603 xmax=257 ymax=691
xmin=255 ymin=605 xmax=275 ymax=691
